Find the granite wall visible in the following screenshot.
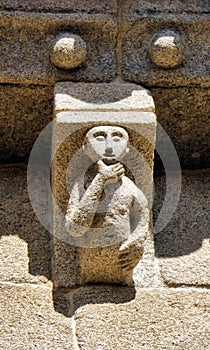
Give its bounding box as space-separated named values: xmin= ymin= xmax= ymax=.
xmin=0 ymin=1 xmax=209 ymax=349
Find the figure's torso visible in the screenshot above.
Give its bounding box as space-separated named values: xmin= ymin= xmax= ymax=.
xmin=79 ymin=176 xmax=137 ymax=247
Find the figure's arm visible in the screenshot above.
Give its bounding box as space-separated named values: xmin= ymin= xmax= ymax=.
xmin=119 ymin=190 xmax=149 ymax=251
xmin=65 ymin=160 xmax=124 ymax=237
xmin=117 ymin=188 xmax=149 ymax=271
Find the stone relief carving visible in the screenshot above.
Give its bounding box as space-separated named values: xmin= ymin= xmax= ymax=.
xmin=65 ymin=126 xmax=149 ymax=276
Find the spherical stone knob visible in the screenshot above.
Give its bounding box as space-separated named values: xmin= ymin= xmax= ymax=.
xmin=51 ymin=33 xmax=87 ymax=69
xmin=149 ymin=30 xmax=184 ymax=68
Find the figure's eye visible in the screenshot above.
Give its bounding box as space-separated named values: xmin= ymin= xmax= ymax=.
xmin=95 ymin=135 xmax=105 ymax=141
xmin=112 ymin=132 xmax=123 ymax=142
xmin=112 ymin=136 xmax=121 ymax=142
xmin=93 ymin=131 xmax=106 ymax=141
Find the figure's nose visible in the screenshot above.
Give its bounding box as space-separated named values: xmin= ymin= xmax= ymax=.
xmin=105 ymin=146 xmax=113 ymax=154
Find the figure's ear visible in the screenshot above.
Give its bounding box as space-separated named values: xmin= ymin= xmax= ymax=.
xmin=126 ymin=147 xmax=130 ymax=154
xmin=82 ymin=143 xmax=89 ymax=154
xmin=82 ymin=143 xmax=93 ymax=159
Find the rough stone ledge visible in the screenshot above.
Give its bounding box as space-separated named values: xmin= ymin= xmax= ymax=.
xmin=0 ymin=282 xmax=75 ymax=350
xmin=54 ymin=82 xmax=155 ymax=112
xmin=73 ymin=286 xmax=210 ymax=350
xmin=0 ymin=0 xmax=208 ymax=14
xmin=0 ymin=1 xmax=118 ymax=14
xmin=121 ymin=1 xmax=210 ymax=17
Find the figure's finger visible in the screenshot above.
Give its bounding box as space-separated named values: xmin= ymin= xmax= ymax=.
xmin=120 ymin=262 xmax=136 ymax=271
xmin=116 ymin=169 xmax=125 ymax=176
xmin=112 ymin=162 xmax=120 ymax=167
xmin=118 ymin=252 xmax=130 ymax=259
xmin=118 ymin=258 xmax=133 ymax=264
xmin=119 ymin=244 xmax=130 ymax=252
xmin=113 ymin=164 xmax=123 ymax=171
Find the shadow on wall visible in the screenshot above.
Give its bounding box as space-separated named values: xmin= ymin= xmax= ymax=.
xmin=0 ymin=164 xmax=52 ymax=281
xmin=153 ymin=168 xmax=210 ymax=258
xmin=52 ymin=285 xmax=136 ymax=318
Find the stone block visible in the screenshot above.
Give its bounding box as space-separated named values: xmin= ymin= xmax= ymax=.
xmin=0 ymin=164 xmax=51 ymax=283
xmin=0 ymin=0 xmax=117 ymax=14
xmin=121 ymin=0 xmax=210 ymax=17
xmin=0 ymin=12 xmax=117 ymax=84
xmin=0 ymin=85 xmax=53 ymax=163
xmin=154 ymin=169 xmax=210 ymax=286
xmin=52 ymin=82 xmax=157 ymax=287
xmin=74 ymin=287 xmax=210 ymax=350
xmin=151 ymin=87 xmax=210 ymax=169
xmin=121 ymin=14 xmax=210 ymax=87
xmin=0 ymin=283 xmax=74 ymax=350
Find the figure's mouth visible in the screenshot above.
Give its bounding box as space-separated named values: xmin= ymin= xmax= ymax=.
xmin=103 ymin=153 xmax=115 ymax=158
xmin=102 ymin=157 xmax=118 ymax=165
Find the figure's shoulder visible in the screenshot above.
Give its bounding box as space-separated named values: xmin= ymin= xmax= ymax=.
xmin=122 ymin=176 xmax=138 ymax=192
xmin=69 ymin=176 xmax=85 ymax=195
xmin=122 ymin=176 xmax=148 ymax=205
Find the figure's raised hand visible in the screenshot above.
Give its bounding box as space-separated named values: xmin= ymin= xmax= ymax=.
xmin=97 ymin=160 xmax=125 ymax=183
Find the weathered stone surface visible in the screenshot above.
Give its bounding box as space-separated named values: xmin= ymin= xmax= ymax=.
xmin=52 ymin=239 xmax=81 ymax=288
xmin=154 ymin=169 xmax=210 ymax=286
xmin=0 ymin=164 xmax=51 ymax=283
xmin=0 ymin=0 xmax=117 ymax=14
xmin=121 ymin=0 xmax=210 ymax=16
xmin=55 ymin=82 xmax=155 ymax=112
xmin=73 ymin=285 xmax=135 ymax=304
xmin=0 ymin=85 xmax=53 ymax=163
xmin=0 ymin=283 xmax=74 ymax=350
xmin=52 ymin=82 xmax=157 ymax=287
xmin=151 ymin=87 xmax=210 ymax=169
xmin=74 ymin=287 xmax=210 ymax=350
xmin=121 ymin=14 xmax=210 ymax=87
xmin=0 ymin=12 xmax=117 ymax=84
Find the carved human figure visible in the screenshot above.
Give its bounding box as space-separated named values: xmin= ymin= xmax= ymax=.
xmin=65 ymin=126 xmax=149 ymax=275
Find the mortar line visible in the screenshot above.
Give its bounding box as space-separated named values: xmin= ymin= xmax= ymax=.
xmin=71 ymin=316 xmax=80 ymax=350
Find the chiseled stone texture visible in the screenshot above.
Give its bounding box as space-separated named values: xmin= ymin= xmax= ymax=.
xmin=0 ymin=164 xmax=51 ymax=283
xmin=0 ymin=283 xmax=74 ymax=350
xmin=55 ymin=82 xmax=155 ymax=112
xmin=0 ymin=12 xmax=117 ymax=84
xmin=74 ymin=287 xmax=210 ymax=350
xmin=0 ymin=85 xmax=53 ymax=163
xmin=0 ymin=0 xmax=117 ymax=14
xmin=151 ymin=87 xmax=210 ymax=169
xmin=154 ymin=169 xmax=210 ymax=286
xmin=52 ymin=82 xmax=157 ymax=287
xmin=121 ymin=14 xmax=210 ymax=87
xmin=121 ymin=0 xmax=210 ymax=16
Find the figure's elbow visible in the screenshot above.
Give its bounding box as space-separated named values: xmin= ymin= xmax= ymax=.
xmin=65 ymin=218 xmax=88 ymax=237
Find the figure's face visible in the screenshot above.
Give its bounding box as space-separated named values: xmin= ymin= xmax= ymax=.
xmin=84 ymin=126 xmax=129 ymax=164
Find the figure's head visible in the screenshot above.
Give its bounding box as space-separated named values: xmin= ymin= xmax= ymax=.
xmin=83 ymin=125 xmax=129 ymax=164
